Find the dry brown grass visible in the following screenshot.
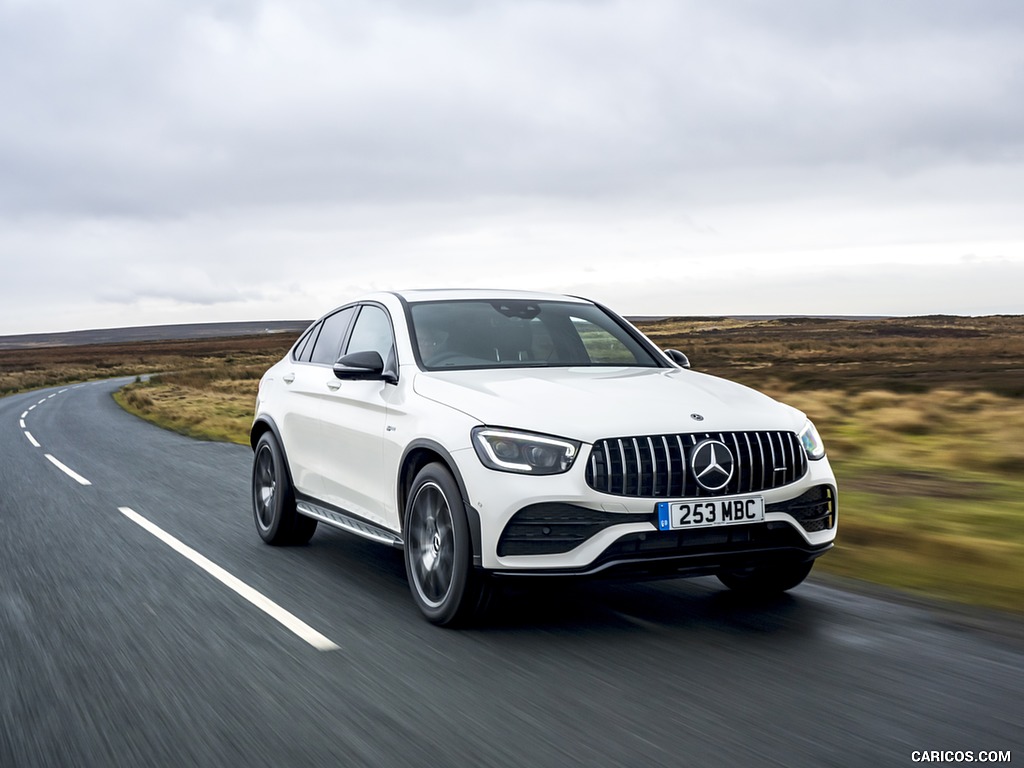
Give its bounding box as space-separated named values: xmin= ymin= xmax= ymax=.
xmin=6 ymin=315 xmax=1024 ymax=612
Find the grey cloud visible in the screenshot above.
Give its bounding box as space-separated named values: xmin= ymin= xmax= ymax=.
xmin=1 ymin=0 xmax=1022 ymax=334
xmin=2 ymin=0 xmax=1023 ymax=220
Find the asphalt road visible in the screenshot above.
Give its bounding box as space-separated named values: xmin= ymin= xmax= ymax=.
xmin=2 ymin=380 xmax=1021 ymax=767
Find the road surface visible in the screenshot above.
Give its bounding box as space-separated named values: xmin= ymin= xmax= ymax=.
xmin=1 ymin=380 xmax=1020 ymax=767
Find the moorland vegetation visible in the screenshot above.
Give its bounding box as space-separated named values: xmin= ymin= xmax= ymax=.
xmin=4 ymin=315 xmax=1022 ymax=612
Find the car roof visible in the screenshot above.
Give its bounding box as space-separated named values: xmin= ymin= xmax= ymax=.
xmin=391 ymin=288 xmax=592 ymax=304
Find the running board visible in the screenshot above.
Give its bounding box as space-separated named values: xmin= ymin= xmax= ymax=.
xmin=296 ymin=501 xmax=404 ymax=549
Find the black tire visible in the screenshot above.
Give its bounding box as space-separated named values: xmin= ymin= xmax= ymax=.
xmin=252 ymin=432 xmax=317 ymax=546
xmin=404 ymin=462 xmax=487 ymax=626
xmin=717 ymin=559 xmax=814 ymax=595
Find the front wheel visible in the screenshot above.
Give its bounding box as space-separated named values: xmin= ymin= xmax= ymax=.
xmin=717 ymin=559 xmax=814 ymax=595
xmin=252 ymin=432 xmax=317 ymax=546
xmin=404 ymin=463 xmax=486 ymax=626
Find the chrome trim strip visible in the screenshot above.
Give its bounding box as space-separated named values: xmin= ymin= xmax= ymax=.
xmin=646 ymin=436 xmax=657 ymax=496
xmin=661 ymin=435 xmax=671 ymax=497
xmin=676 ymin=434 xmax=687 ymax=495
xmin=729 ymin=432 xmax=743 ymax=494
xmin=755 ymin=432 xmax=766 ymax=490
xmin=786 ymin=432 xmax=798 ymax=485
xmin=296 ymin=501 xmax=403 ymax=548
xmin=616 ymin=438 xmax=627 ymax=495
xmin=631 ymin=437 xmax=642 ymax=496
xmin=743 ymin=433 xmax=754 ymax=494
xmin=603 ymin=441 xmax=613 ymax=493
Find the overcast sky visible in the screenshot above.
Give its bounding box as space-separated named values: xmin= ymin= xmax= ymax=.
xmin=1 ymin=0 xmax=1022 ymax=334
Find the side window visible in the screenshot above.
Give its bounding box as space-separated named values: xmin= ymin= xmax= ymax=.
xmin=292 ymin=322 xmax=320 ymax=363
xmin=309 ymin=307 xmax=356 ymax=365
xmin=345 ymin=305 xmax=395 ymax=363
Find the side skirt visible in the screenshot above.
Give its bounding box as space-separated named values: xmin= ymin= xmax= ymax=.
xmin=296 ymin=500 xmax=404 ymax=549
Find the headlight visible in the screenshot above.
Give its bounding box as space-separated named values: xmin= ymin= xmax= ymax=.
xmin=472 ymin=427 xmax=580 ymax=475
xmin=798 ymin=419 xmax=826 ymax=461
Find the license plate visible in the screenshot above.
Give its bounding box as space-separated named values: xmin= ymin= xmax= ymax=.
xmin=656 ymin=496 xmax=765 ymax=531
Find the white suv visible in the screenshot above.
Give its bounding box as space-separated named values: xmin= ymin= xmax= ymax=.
xmin=250 ymin=290 xmax=837 ymax=625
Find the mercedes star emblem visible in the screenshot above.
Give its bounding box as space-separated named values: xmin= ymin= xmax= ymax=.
xmin=691 ymin=439 xmax=734 ymax=491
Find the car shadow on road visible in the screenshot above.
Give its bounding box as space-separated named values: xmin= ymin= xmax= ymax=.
xmin=301 ymin=527 xmax=833 ymax=638
xmin=479 ymin=577 xmax=830 ymax=637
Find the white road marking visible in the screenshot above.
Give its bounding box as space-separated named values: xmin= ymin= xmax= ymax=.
xmin=117 ymin=507 xmax=340 ymax=652
xmin=21 ymin=410 xmax=28 ymax=419
xmin=44 ymin=454 xmax=92 ymax=485
xmin=59 ymin=388 xmax=68 ymax=394
xmin=47 ymin=393 xmax=56 ymax=399
xmin=19 ymin=419 xmax=26 ymax=429
xmin=37 ymin=398 xmax=46 ymax=404
xmin=28 ymin=404 xmax=36 ymax=411
xmin=24 ymin=431 xmax=41 ymax=448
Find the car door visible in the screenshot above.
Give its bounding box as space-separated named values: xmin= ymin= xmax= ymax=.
xmin=318 ymin=303 xmax=398 ymax=529
xmin=280 ymin=307 xmax=355 ymax=498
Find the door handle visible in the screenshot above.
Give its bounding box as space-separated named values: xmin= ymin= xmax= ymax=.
xmin=326 ymin=380 xmax=341 ymax=391
xmin=282 ymin=373 xmax=295 ymax=384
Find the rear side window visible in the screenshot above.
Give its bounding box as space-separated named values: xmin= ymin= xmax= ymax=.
xmin=292 ymin=323 xmax=320 ymax=362
xmin=309 ymin=307 xmax=356 ymax=365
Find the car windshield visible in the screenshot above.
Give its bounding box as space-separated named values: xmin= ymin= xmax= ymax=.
xmin=409 ymin=299 xmax=662 ymax=370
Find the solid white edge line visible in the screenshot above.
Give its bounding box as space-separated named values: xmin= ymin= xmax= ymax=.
xmin=25 ymin=431 xmax=41 ymax=448
xmin=117 ymin=507 xmax=340 ymax=652
xmin=44 ymin=454 xmax=91 ymax=485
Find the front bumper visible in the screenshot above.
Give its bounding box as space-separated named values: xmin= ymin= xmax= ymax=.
xmin=453 ymin=446 xmax=839 ymax=572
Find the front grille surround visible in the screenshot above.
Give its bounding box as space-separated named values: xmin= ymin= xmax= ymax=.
xmin=585 ymin=430 xmax=808 ymax=498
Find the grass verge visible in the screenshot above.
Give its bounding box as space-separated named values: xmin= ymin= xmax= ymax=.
xmin=115 ymin=373 xmax=1024 ymax=614
xmin=8 ymin=316 xmax=1022 ymax=613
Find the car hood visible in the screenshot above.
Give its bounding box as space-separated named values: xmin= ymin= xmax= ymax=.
xmin=411 ymin=366 xmax=805 ymax=442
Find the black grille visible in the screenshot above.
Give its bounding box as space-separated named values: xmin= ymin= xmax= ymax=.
xmin=585 ymin=431 xmax=808 ymax=498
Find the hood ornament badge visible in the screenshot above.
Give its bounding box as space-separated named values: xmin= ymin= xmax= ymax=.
xmin=690 ymin=413 xmax=704 ymax=421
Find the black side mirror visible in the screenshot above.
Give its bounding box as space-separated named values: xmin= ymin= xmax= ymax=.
xmin=664 ymin=349 xmax=691 ymax=369
xmin=334 ymin=350 xmax=386 ymax=380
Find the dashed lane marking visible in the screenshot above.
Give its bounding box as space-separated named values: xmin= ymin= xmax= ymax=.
xmin=117 ymin=507 xmax=340 ymax=652
xmin=24 ymin=431 xmax=41 ymax=448
xmin=44 ymin=454 xmax=92 ymax=486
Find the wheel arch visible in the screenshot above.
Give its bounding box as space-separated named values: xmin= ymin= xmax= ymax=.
xmin=398 ymin=440 xmax=483 ymax=568
xmin=250 ymin=416 xmax=298 ymax=487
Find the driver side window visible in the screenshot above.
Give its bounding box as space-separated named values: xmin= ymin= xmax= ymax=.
xmin=345 ymin=305 xmax=396 ymax=367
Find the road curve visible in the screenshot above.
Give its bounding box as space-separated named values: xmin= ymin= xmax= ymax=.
xmin=1 ymin=379 xmax=1021 ymax=767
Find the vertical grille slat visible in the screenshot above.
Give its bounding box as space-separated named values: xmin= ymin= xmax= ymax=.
xmin=661 ymin=436 xmax=672 ymax=498
xmin=585 ymin=430 xmax=809 ymax=498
